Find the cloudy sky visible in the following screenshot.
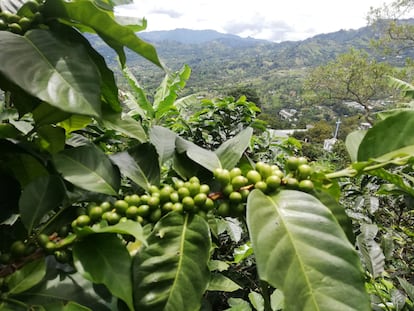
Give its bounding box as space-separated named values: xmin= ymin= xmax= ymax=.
xmin=115 ymin=0 xmax=398 ymax=42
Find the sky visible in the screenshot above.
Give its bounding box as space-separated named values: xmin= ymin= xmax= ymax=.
xmin=115 ymin=0 xmax=397 ymax=42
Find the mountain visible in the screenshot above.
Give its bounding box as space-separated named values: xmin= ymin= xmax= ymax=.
xmin=139 ymin=28 xmax=267 ymax=45
xmin=89 ymin=21 xmax=413 ymax=108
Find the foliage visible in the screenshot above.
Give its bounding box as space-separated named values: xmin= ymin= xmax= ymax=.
xmin=368 ymin=1 xmax=414 ymax=55
xmin=1 ymin=1 xmax=414 ymax=311
xmin=304 ymin=48 xmax=395 ymax=122
xmin=166 ymin=95 xmax=266 ymax=150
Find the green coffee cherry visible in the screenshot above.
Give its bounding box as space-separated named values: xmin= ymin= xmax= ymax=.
xmin=246 ymin=170 xmax=262 ymax=184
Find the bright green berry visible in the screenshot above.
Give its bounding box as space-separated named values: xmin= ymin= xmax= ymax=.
xmin=217 ymin=202 xmax=230 ymax=217
xmin=229 ymin=167 xmax=242 ymax=179
xmin=214 ymin=168 xmax=230 ymax=185
xmin=89 ymin=206 xmax=103 ymax=221
xmin=10 ymin=240 xmax=26 ymax=257
xmin=246 ymin=170 xmax=262 ymax=184
xmin=194 ymin=192 xmax=207 ymax=206
xmin=231 ymin=175 xmax=248 ymax=190
xmin=76 ymin=215 xmax=91 ymax=227
xmin=125 ymin=194 xmax=141 ymax=206
xmin=297 ymin=164 xmax=313 ymax=180
xmin=286 ymin=156 xmax=299 ymax=171
xmin=266 ymin=175 xmax=281 ymax=191
xmin=182 ymin=196 xmax=195 ymax=212
xmin=255 ymin=181 xmax=268 ymax=193
xmin=126 ymin=205 xmax=139 ymax=218
xmin=114 ymin=200 xmax=129 ymax=214
xmin=200 ymin=184 xmax=210 ymax=194
xmin=299 ymin=179 xmax=314 ymax=192
xmin=137 ymin=205 xmax=151 ymax=217
xmin=147 ymin=196 xmax=161 ymax=209
xmin=149 ymin=209 xmax=162 ymax=222
xmin=229 ymin=191 xmax=243 ymax=203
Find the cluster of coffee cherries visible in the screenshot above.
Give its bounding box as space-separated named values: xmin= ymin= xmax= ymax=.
xmin=212 ymin=157 xmax=314 ymax=217
xmin=0 ymin=0 xmax=44 ymax=34
xmin=71 ymin=176 xmax=215 ymax=230
xmin=0 ymin=157 xmax=315 ymax=271
xmin=0 ymin=223 xmax=71 ymax=268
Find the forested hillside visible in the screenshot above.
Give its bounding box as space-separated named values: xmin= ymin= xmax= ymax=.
xmin=89 ymin=21 xmax=412 ymax=128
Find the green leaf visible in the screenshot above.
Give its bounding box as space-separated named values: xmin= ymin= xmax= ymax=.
xmin=270 ymin=289 xmax=284 ymax=311
xmin=50 ymin=22 xmax=122 ymax=113
xmin=315 ymin=189 xmax=355 ymax=243
xmin=110 ymin=151 xmax=152 ymax=191
xmin=133 ymin=213 xmax=211 ymax=311
xmin=73 ymin=234 xmax=133 ymax=311
xmin=0 ymin=302 xmax=26 ymax=311
xmin=176 ymin=136 xmax=221 ymax=172
xmin=356 ymin=224 xmax=385 ymax=278
xmin=101 ymin=111 xmax=147 ymax=142
xmin=128 ymin=143 xmax=161 ymax=187
xmin=208 ymin=273 xmax=241 ymax=292
xmin=226 ymin=298 xmax=252 ymax=311
xmin=74 ymin=219 xmax=146 ymax=244
xmin=358 ymin=111 xmax=414 ymax=161
xmin=21 ymin=258 xmax=116 ymax=310
xmin=43 ymin=301 xmax=92 ymax=311
xmin=37 ymin=125 xmax=66 ymax=154
xmin=397 ymin=277 xmax=414 ymax=302
xmin=388 ymin=76 xmax=414 ymax=99
xmin=233 ymin=242 xmax=253 ymax=264
xmin=0 ymin=30 xmax=102 ymax=117
xmin=154 ymin=65 xmax=191 ymax=119
xmin=369 ymin=168 xmax=414 ymax=197
xmin=43 ymin=0 xmax=162 ymax=68
xmin=246 ymin=189 xmax=370 ymax=311
xmin=345 ymin=130 xmax=366 ymax=162
xmin=149 ymin=126 xmax=177 ymax=165
xmin=53 ymin=145 xmax=120 ymax=195
xmin=19 ymin=175 xmax=65 ymax=233
xmin=59 ymin=115 xmax=92 ymax=134
xmin=32 ymin=103 xmax=71 ymax=126
xmin=122 ymin=66 xmax=153 ymax=118
xmin=0 ymin=150 xmax=48 ymax=187
xmin=0 ymin=0 xmax=24 ymax=14
xmin=0 ymin=123 xmax=20 ymax=139
xmin=6 ymin=258 xmax=46 ymax=294
xmin=215 ymin=127 xmax=253 ymax=170
xmin=248 ymin=292 xmax=264 ymax=311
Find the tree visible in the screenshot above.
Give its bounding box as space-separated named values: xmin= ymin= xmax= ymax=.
xmin=368 ymin=0 xmax=414 ymax=54
xmin=304 ymin=48 xmax=395 ymax=122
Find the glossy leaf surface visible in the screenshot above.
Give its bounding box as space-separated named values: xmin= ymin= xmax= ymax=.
xmin=133 ymin=213 xmax=211 ymax=311
xmin=53 ymin=145 xmax=120 ymax=195
xmin=0 ymin=30 xmax=102 ymax=117
xmin=73 ymin=234 xmax=133 ymax=310
xmin=358 ymin=111 xmax=414 ymax=161
xmin=19 ymin=175 xmax=65 ymax=233
xmin=246 ymin=189 xmax=370 ymax=311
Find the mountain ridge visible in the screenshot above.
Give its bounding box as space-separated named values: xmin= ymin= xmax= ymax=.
xmin=89 ymin=20 xmax=413 ymax=106
xmin=139 ymin=28 xmax=270 ymax=45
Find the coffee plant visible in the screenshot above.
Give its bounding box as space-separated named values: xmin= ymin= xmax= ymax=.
xmin=1 ymin=1 xmax=414 ymax=310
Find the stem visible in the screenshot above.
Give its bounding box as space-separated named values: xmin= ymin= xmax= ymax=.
xmin=259 ymin=280 xmax=272 ymax=311
xmin=36 ymin=205 xmax=70 ymax=238
xmin=55 ymin=233 xmax=77 ymax=249
xmin=325 ymin=167 xmax=358 ymax=179
xmin=2 ymin=297 xmax=30 ymax=309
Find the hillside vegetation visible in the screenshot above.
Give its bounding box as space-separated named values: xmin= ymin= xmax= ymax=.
xmin=88 ymin=23 xmax=412 ymax=132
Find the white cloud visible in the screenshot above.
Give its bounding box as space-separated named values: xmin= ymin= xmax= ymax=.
xmin=115 ymin=0 xmax=398 ymax=42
